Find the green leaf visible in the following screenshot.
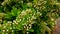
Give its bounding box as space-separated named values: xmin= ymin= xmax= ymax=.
xmin=28 ymin=29 xmax=34 ymax=32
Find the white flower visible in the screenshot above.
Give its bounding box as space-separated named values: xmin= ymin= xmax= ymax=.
xmin=2 ymin=30 xmax=5 ymax=32
xmin=29 ymin=20 xmax=31 ymax=22
xmin=7 ymin=29 xmax=8 ymax=32
xmin=17 ymin=20 xmax=20 ymax=23
xmin=10 ymin=27 xmax=12 ymax=29
xmin=21 ymin=10 xmax=26 ymax=15
xmin=15 ymin=23 xmax=18 ymax=25
xmin=33 ymin=13 xmax=36 ymax=16
xmin=27 ymin=27 xmax=29 ymax=30
xmin=12 ymin=23 xmax=15 ymax=25
xmin=51 ymin=18 xmax=54 ymax=21
xmin=20 ymin=19 xmax=21 ymax=21
xmin=21 ymin=1 xmax=23 ymax=3
xmin=27 ymin=2 xmax=32 ymax=7
xmin=24 ymin=26 xmax=26 ymax=28
xmin=27 ymin=21 xmax=29 ymax=22
xmin=31 ymin=21 xmax=36 ymax=24
xmin=0 ymin=24 xmax=1 ymax=27
xmin=3 ymin=26 xmax=6 ymax=28
xmin=32 ymin=16 xmax=36 ymax=19
xmin=28 ymin=17 xmax=30 ymax=19
xmin=29 ymin=24 xmax=32 ymax=26
xmin=12 ymin=30 xmax=14 ymax=32
xmin=26 ymin=9 xmax=32 ymax=13
xmin=56 ymin=3 xmax=60 ymax=5
xmin=34 ymin=5 xmax=36 ymax=7
xmin=7 ymin=21 xmax=12 ymax=23
xmin=13 ymin=20 xmax=16 ymax=23
xmin=27 ymin=18 xmax=29 ymax=20
xmin=27 ymin=32 xmax=29 ymax=34
xmin=26 ymin=9 xmax=31 ymax=12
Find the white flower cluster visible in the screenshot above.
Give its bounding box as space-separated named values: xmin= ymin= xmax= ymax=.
xmin=33 ymin=0 xmax=47 ymax=10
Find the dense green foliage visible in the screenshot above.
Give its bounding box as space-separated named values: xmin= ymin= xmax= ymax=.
xmin=0 ymin=0 xmax=60 ymax=34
